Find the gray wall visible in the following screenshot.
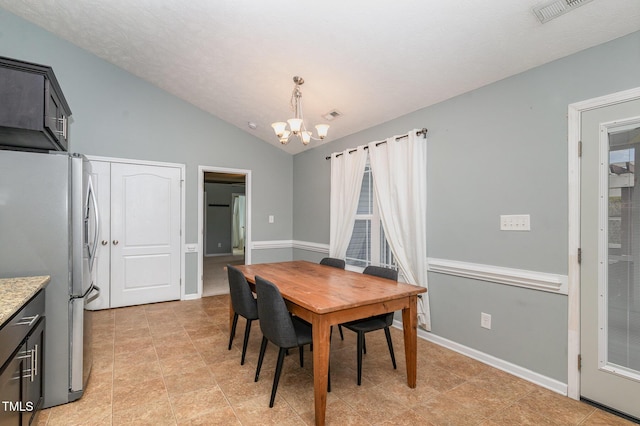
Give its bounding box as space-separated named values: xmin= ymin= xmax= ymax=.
xmin=292 ymin=31 xmax=640 ymax=383
xmin=0 ymin=9 xmax=294 ymax=295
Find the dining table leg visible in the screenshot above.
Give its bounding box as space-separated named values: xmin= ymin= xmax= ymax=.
xmin=312 ymin=315 xmax=330 ymax=426
xmin=402 ymin=294 xmax=418 ymax=388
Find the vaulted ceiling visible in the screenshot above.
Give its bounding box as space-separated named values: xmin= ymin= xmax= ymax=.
xmin=1 ymin=1 xmax=639 ymax=154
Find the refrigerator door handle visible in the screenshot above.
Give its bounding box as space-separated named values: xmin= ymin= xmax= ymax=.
xmin=71 ymin=283 xmax=96 ymax=300
xmin=86 ymin=176 xmax=100 ymax=272
xmin=86 ymin=284 xmax=101 ymax=304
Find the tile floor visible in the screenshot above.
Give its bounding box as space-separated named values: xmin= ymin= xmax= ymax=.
xmin=36 ymin=295 xmax=635 ymax=425
xmin=202 ymin=255 xmax=244 ymax=297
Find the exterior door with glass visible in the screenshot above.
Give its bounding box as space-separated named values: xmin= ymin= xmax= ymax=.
xmin=580 ymin=98 xmax=640 ymax=420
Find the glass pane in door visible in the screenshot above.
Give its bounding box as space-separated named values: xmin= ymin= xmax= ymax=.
xmin=607 ymin=126 xmax=640 ymax=376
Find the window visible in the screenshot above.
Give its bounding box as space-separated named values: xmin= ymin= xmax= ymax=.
xmin=345 ymin=159 xmax=396 ymax=269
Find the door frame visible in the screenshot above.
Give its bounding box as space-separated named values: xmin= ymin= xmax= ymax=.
xmin=86 ymin=155 xmax=187 ymax=300
xmin=567 ymin=86 xmax=640 ymax=400
xmin=197 ymin=165 xmax=252 ymax=299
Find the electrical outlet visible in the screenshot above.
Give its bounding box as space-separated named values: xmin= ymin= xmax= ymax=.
xmin=481 ymin=312 xmax=492 ymax=329
xmin=217 ymin=242 xmax=222 ymax=248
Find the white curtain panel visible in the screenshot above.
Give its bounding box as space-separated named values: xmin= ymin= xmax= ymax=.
xmin=368 ymin=129 xmax=431 ymax=330
xmin=232 ymin=197 xmax=240 ymax=248
xmin=329 ymin=146 xmax=368 ymax=259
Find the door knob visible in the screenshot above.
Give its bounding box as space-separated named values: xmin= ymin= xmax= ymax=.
xmin=101 ymin=240 xmax=108 ymax=246
xmin=113 ymin=240 xmax=119 ymax=245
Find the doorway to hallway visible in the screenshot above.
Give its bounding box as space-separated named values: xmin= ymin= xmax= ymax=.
xmin=198 ymin=166 xmax=251 ymax=298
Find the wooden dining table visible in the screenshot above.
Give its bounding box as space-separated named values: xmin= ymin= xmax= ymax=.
xmin=234 ymin=260 xmax=426 ymax=426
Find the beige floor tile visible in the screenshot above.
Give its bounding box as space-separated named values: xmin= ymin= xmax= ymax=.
xmin=46 ymin=389 xmax=113 ymax=426
xmin=112 ymin=377 xmax=168 ymax=412
xmin=410 ymin=393 xmax=485 ymax=426
xmin=112 ymin=396 xmax=174 ymax=425
xmin=298 ymin=399 xmax=369 ymax=426
xmin=216 ymin=367 xmax=275 ymax=406
xmin=179 ymin=407 xmax=241 ymax=425
xmin=467 ymin=368 xmax=538 ymax=401
xmin=159 ymin=350 xmax=208 ymax=376
xmin=232 ymin=394 xmax=305 ymax=425
xmin=39 ymin=294 xmax=633 ymax=426
xmin=442 ymin=382 xmax=511 ymax=419
xmin=169 ymin=386 xmax=230 ymax=423
xmin=337 ymin=385 xmax=413 ymax=424
xmin=34 ymin=408 xmax=51 ymax=426
xmin=415 ymin=362 xmax=467 ymax=392
xmin=516 ymin=388 xmax=596 ymax=424
xmin=481 ymin=402 xmax=563 ymax=425
xmin=113 ymin=358 xmax=163 ymax=388
xmin=382 ymin=375 xmax=440 ymax=409
xmin=163 ymin=366 xmax=217 ymax=397
xmin=113 ymin=345 xmax=158 ymax=367
xmin=580 ymin=409 xmax=639 ymax=425
xmin=377 ymin=408 xmax=436 ymax=426
xmin=154 ymin=340 xmax=199 ymax=360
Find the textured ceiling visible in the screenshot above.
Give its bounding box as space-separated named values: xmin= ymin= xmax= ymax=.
xmin=1 ymin=0 xmax=639 ymax=154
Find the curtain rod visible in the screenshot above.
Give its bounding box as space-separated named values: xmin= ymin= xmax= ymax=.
xmin=325 ymin=128 xmax=427 ymax=160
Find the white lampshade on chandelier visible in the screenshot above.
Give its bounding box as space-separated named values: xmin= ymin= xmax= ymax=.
xmin=271 ymin=76 xmax=329 ymax=145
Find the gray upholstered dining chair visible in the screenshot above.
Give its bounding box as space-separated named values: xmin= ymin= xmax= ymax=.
xmin=319 ymin=257 xmax=346 ymax=269
xmin=227 ymin=264 xmax=259 ymax=365
xmin=341 ymin=265 xmax=398 ymax=385
xmin=320 ymin=257 xmax=347 ymax=340
xmin=253 ymin=275 xmax=314 ymax=408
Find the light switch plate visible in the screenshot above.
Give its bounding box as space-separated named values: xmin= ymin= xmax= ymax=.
xmin=500 ymin=214 xmax=530 ymax=231
xmin=481 ymin=312 xmax=492 ymax=329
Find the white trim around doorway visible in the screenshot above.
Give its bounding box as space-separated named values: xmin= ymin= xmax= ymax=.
xmin=567 ymin=86 xmax=640 ymax=400
xmin=197 ymin=165 xmax=252 ymax=299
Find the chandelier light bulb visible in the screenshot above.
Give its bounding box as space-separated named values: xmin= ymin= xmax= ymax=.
xmin=287 ymin=118 xmax=303 ymax=134
xmin=279 ymin=130 xmax=291 ymax=144
xmin=315 ymin=124 xmax=329 ymax=140
xmin=271 ymin=122 xmax=287 ymax=138
xmin=301 ymin=131 xmax=311 ymax=145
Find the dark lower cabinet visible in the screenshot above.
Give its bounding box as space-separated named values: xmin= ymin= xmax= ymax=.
xmin=0 ymin=343 xmax=26 ymax=426
xmin=0 ymin=291 xmax=45 ymax=426
xmin=23 ymin=318 xmax=45 ymax=425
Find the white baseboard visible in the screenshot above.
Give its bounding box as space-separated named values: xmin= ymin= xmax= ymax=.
xmin=182 ymin=293 xmax=200 ymax=301
xmin=393 ymin=320 xmax=568 ymax=395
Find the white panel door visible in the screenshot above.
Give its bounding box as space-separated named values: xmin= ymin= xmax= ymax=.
xmin=110 ymin=163 xmax=182 ymax=307
xmin=580 ymin=98 xmax=640 ymax=420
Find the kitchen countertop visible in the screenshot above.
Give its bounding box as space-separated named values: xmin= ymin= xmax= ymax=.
xmin=0 ymin=276 xmax=50 ymax=327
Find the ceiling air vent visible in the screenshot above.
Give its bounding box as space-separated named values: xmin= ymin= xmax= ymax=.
xmin=322 ymin=110 xmax=342 ymax=121
xmin=533 ymin=0 xmax=594 ymax=24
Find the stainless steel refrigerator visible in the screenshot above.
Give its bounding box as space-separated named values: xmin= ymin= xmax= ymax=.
xmin=0 ymin=149 xmax=100 ymax=407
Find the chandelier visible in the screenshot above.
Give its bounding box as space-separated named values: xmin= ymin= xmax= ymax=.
xmin=271 ymin=76 xmax=329 ymax=145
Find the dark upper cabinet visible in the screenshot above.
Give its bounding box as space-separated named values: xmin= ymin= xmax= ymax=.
xmin=0 ymin=56 xmax=71 ymax=152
